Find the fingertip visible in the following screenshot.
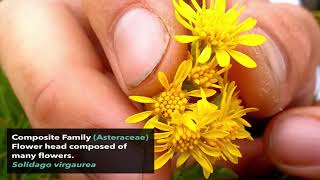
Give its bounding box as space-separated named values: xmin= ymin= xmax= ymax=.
xmin=214 ymin=139 xmax=274 ymax=178
xmin=228 ymin=27 xmax=289 ymax=117
xmin=229 ymin=2 xmax=318 ymax=118
xmin=264 ymin=107 xmax=320 ymax=179
xmin=84 ymin=0 xmax=188 ymax=97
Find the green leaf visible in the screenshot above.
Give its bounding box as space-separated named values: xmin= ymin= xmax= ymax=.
xmin=209 ymin=166 xmax=238 ymax=180
xmin=0 ymin=69 xmax=60 ymax=180
xmin=172 ymin=165 xmax=205 ymax=180
xmin=182 ymin=81 xmax=197 ymax=91
xmin=171 ymin=165 xmax=238 ymax=180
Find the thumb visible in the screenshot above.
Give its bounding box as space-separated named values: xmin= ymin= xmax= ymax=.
xmin=83 ymin=0 xmax=188 ymax=96
xmin=227 ymin=1 xmax=320 ymax=117
xmin=264 ymin=107 xmax=320 ymax=179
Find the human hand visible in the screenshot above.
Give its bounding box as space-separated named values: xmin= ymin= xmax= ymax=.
xmin=226 ymin=1 xmax=320 ymax=179
xmin=0 ymin=0 xmax=319 ymax=179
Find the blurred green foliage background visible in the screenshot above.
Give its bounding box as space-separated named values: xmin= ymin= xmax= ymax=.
xmin=0 ymin=70 xmax=59 ymax=179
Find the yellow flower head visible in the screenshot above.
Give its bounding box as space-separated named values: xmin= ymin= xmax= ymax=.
xmin=173 ymin=0 xmax=266 ymax=68
xmin=126 ymin=60 xmax=216 ymax=126
xmin=189 ymin=57 xmax=231 ymax=89
xmin=153 ymin=111 xmax=218 ymax=179
xmin=154 ymin=88 xmax=255 ymax=179
xmin=219 ymin=82 xmax=257 ymax=123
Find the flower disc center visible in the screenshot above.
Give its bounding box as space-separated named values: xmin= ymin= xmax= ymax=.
xmin=154 ymin=88 xmax=188 ymax=118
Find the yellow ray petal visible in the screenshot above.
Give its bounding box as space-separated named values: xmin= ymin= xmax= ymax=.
xmin=236 ymin=130 xmax=252 ymax=139
xmin=200 ymin=88 xmax=206 ymax=99
xmin=220 ymin=85 xmax=228 ymax=116
xmin=226 ymin=3 xmax=239 ymax=18
xmin=155 ymin=131 xmax=172 ymax=139
xmin=178 ymin=0 xmax=198 ymax=17
xmin=173 ymin=59 xmax=193 ymax=86
xmin=197 ymin=99 xmax=209 ymax=114
xmin=199 ymin=142 xmax=220 ymax=157
xmin=154 ymin=148 xmax=174 ymax=170
xmin=196 ymin=90 xmax=218 ymax=114
xmin=174 ymin=35 xmax=200 ymax=44
xmin=238 ymin=34 xmax=266 ymax=46
xmin=226 ymin=4 xmax=244 ymax=23
xmin=225 ymin=85 xmax=237 ymax=112
xmin=174 ymin=11 xmax=194 ymax=31
xmin=203 ymin=129 xmax=229 ymax=139
xmin=185 ymin=59 xmax=193 ymax=73
xmin=129 ymin=96 xmax=157 ymax=103
xmin=198 ymin=45 xmax=212 ymax=64
xmin=209 ymin=0 xmax=214 ymax=9
xmin=125 ymin=111 xmax=153 ymax=123
xmin=191 ymin=151 xmax=212 ymax=173
xmin=199 ymin=150 xmax=213 ymax=172
xmin=197 ymin=111 xmax=219 ymax=128
xmin=234 ymin=17 xmax=257 ymax=34
xmin=243 ymin=107 xmax=259 ymax=113
xmin=158 ymin=72 xmax=170 ymax=90
xmin=235 ymin=118 xmax=251 ymax=127
xmin=184 ymin=118 xmax=197 ymax=132
xmin=144 ymin=116 xmax=159 ymax=129
xmin=187 ymin=103 xmax=197 ymax=111
xmin=157 ymin=138 xmax=171 ymax=144
xmin=203 ymin=168 xmax=211 ymax=179
xmin=226 ymin=3 xmax=239 ymax=14
xmin=202 ymin=0 xmax=206 ymax=9
xmin=152 ymin=121 xmax=174 ymax=131
xmin=173 ymin=0 xmax=197 ymax=22
xmin=176 ymin=152 xmax=191 ymax=167
xmin=155 ymin=144 xmax=169 ymax=153
xmin=197 ymin=102 xmax=218 ymax=118
xmin=191 ymin=0 xmax=201 ymax=11
xmin=173 ymin=60 xmax=187 ymax=86
xmin=186 ymin=89 xmax=216 ymax=97
xmin=214 ymin=0 xmax=226 ymax=13
xmin=227 ymin=50 xmax=257 ymax=68
xmin=226 ymin=143 xmax=242 ymax=158
xmin=216 ymin=49 xmax=230 ymax=67
xmin=210 ymin=84 xmax=222 ymax=89
xmin=220 ymin=152 xmax=227 ymax=161
xmin=222 ymin=148 xmax=239 ymax=164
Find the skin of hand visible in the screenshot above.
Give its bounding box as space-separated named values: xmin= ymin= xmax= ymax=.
xmin=0 ymin=0 xmax=319 ymax=179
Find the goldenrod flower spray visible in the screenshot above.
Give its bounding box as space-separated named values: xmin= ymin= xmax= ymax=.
xmin=126 ymin=0 xmax=266 ymax=178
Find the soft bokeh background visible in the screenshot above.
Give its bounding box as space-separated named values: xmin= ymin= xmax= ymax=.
xmin=0 ymin=0 xmax=319 ymax=179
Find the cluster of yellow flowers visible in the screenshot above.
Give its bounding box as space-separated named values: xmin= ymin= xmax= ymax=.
xmin=126 ymin=0 xmax=266 ymax=178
